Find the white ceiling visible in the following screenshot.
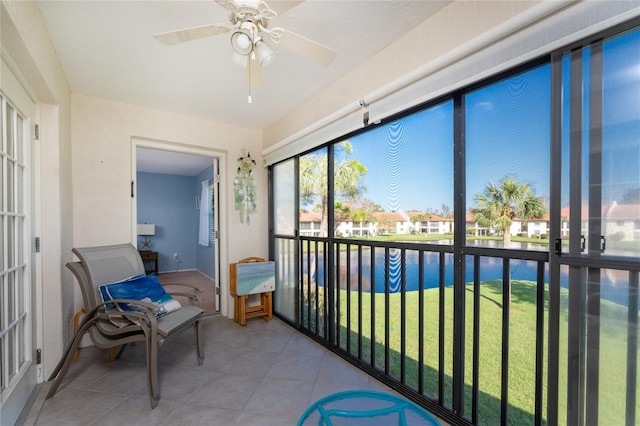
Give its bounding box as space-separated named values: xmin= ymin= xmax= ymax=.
xmin=36 ymin=0 xmax=449 ymax=174
xmin=136 ymin=147 xmax=214 ymax=176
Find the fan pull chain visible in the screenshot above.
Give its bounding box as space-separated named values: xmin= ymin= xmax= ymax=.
xmin=248 ymin=51 xmax=253 ymax=104
xmin=247 ymin=50 xmax=255 ymax=104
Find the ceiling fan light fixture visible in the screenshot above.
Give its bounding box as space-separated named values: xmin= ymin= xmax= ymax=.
xmin=254 ymin=39 xmax=276 ymax=68
xmin=231 ymin=27 xmax=253 ymax=55
xmin=230 ymin=50 xmax=249 ymax=68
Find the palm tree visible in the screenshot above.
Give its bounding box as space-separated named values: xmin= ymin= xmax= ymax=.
xmin=300 ymin=141 xmax=367 ymax=236
xmin=472 ymin=175 xmax=547 ymax=247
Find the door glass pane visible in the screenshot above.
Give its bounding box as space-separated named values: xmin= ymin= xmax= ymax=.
xmin=601 ymin=30 xmax=640 ymax=258
xmin=1 ymin=275 xmax=5 ymax=330
xmin=466 ymin=65 xmax=551 ymax=250
xmin=1 ymin=111 xmax=3 ymax=206
xmin=334 ymin=103 xmax=453 ymax=243
xmin=0 ymin=217 xmax=3 ymax=270
xmin=18 ymin=216 xmax=24 ymax=266
xmin=560 ymin=48 xmax=592 ymax=256
xmin=7 ymin=160 xmax=14 ymax=213
xmin=8 ymin=217 xmax=15 ymax=269
xmin=16 ymin=115 xmax=23 ymax=163
xmin=273 ymin=159 xmax=295 ymax=236
xmin=5 ymin=104 xmax=13 ymax=158
xmin=599 ymin=269 xmax=639 ymax=423
xmin=8 ymin=271 xmax=15 ymax=323
xmin=300 ymin=147 xmax=328 ymax=237
xmin=557 ymin=264 xmax=569 ymax=426
xmin=273 ymin=237 xmax=296 ymax=323
xmin=17 ymin=165 xmax=24 ymax=215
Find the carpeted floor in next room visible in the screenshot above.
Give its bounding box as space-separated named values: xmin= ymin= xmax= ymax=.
xmin=157 ymin=270 xmax=217 ymax=315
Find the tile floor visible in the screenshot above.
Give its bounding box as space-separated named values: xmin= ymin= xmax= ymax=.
xmin=22 ymin=315 xmax=440 ymax=425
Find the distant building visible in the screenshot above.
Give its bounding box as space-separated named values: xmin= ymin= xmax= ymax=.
xmin=374 ymin=211 xmax=414 ymax=234
xmin=407 ymin=212 xmax=453 ymax=234
xmin=297 ymin=204 xmax=637 ymax=242
xmin=335 ymin=220 xmax=377 ymax=237
xmin=299 ymin=211 xmax=322 ymax=237
xmin=604 ymin=202 xmax=640 ymax=241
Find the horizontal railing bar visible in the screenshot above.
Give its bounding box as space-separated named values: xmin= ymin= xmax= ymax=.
xmin=461 ymin=246 xmax=549 ymax=262
xmin=558 ymin=254 xmax=640 ymax=272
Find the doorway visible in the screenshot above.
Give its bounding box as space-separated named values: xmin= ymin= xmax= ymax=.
xmin=133 ymin=140 xmax=221 ymax=315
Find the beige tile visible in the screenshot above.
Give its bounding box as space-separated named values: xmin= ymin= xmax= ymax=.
xmin=282 ymin=333 xmax=328 ymax=357
xmin=154 ymin=366 xmax=215 ymax=402
xmin=232 ymin=411 xmax=299 ymax=426
xmin=244 ymin=376 xmax=314 ymax=418
xmin=206 ymin=326 xmax=251 ymax=350
xmin=187 ymin=372 xmax=262 ymax=410
xmin=266 ymin=352 xmax=322 ymax=382
xmin=90 ymin=396 xmax=180 ymax=425
xmin=220 ymin=349 xmax=279 ymax=377
xmin=72 ymin=360 xmax=149 ymax=397
xmin=161 ymin=404 xmax=238 ymax=426
xmin=26 ymin=316 xmax=423 ymax=426
xmin=36 ymin=388 xmax=126 ymax=425
xmin=315 ymin=352 xmax=372 ymax=387
xmin=241 ymin=329 xmax=292 ymax=353
xmin=310 ymin=380 xmax=368 ymax=403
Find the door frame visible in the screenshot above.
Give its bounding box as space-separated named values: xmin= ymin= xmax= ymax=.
xmin=130 ymin=137 xmax=228 ymax=317
xmin=0 ymin=56 xmax=41 ymax=425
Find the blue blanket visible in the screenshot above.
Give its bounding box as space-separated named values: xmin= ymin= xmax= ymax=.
xmin=99 ymin=274 xmax=181 ymax=321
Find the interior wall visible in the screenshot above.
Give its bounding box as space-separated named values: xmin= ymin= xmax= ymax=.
xmin=71 ymin=93 xmax=265 ymax=318
xmin=136 ymin=165 xmax=216 ymax=277
xmin=137 ymin=172 xmax=198 ymax=273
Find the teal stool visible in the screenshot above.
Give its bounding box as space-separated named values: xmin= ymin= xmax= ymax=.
xmin=298 ymin=389 xmax=441 ymax=425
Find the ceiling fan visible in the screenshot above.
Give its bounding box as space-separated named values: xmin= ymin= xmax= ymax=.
xmin=154 ymin=0 xmax=337 ymax=82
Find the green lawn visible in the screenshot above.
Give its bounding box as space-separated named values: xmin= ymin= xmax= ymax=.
xmin=317 ymin=280 xmax=640 ymax=425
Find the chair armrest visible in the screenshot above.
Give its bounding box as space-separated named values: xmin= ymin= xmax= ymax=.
xmin=161 ymin=283 xmax=204 ymax=306
xmin=83 ymin=299 xmax=160 ymax=332
xmin=161 ymin=282 xmax=204 ymax=293
xmin=107 ymin=298 xmax=162 ymax=315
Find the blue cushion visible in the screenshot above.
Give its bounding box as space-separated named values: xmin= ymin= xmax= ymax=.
xmin=99 ymin=274 xmax=181 ymax=319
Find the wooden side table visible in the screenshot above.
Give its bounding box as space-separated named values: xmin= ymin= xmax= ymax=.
xmin=139 ymin=250 xmax=158 ymax=275
xmin=230 ymin=257 xmax=274 ymax=327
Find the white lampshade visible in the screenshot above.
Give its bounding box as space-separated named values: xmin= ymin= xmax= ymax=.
xmin=231 ymin=28 xmax=253 ymax=56
xmin=137 ymin=224 xmax=156 ymax=236
xmin=230 ymin=50 xmax=249 ymax=68
xmin=254 ymin=39 xmax=276 ymax=68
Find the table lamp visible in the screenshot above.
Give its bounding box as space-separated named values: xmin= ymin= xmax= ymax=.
xmin=137 ymin=223 xmax=155 ymax=250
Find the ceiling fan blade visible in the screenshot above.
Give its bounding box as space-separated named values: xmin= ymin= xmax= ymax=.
xmin=153 ymin=23 xmax=230 ymax=45
xmin=275 ymin=28 xmax=336 ymax=67
xmin=245 ymin=59 xmax=264 ymax=88
xmin=215 ymin=0 xmax=239 ymax=14
xmin=263 ymin=1 xmax=304 ymax=16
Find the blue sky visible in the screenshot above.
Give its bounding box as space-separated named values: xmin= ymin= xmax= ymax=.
xmin=332 ymin=28 xmax=639 ymax=214
xmin=342 ymin=102 xmax=454 ymax=213
xmin=306 ymin=29 xmax=639 ymax=215
xmin=339 ymin=64 xmax=551 ymax=213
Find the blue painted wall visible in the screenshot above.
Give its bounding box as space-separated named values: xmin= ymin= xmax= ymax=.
xmin=137 ymin=169 xmax=215 ymax=274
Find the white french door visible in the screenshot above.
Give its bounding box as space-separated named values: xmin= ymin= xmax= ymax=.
xmin=0 ymin=58 xmax=38 ymax=426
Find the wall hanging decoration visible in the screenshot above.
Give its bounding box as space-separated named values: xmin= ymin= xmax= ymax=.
xmin=234 ymin=149 xmax=257 ymax=223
